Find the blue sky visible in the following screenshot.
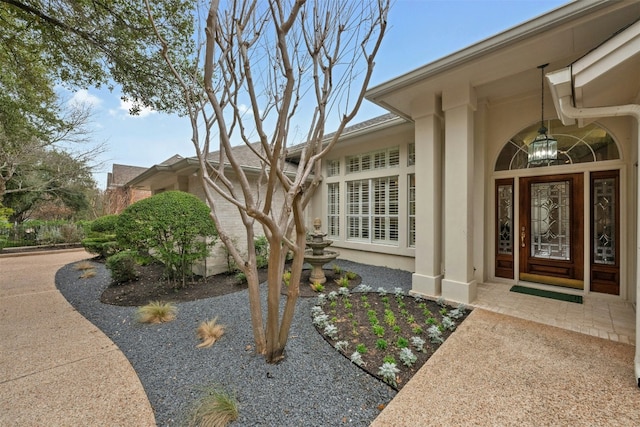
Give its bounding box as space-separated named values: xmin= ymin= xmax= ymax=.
xmin=66 ymin=0 xmax=569 ymax=189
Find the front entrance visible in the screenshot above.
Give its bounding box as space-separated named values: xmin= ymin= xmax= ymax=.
xmin=494 ymin=171 xmax=620 ymax=295
xmin=494 ymin=120 xmax=622 ymax=295
xmin=519 ymin=174 xmax=584 ymax=289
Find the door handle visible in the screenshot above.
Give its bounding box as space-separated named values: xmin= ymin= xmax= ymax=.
xmin=520 ymin=226 xmax=526 ymax=248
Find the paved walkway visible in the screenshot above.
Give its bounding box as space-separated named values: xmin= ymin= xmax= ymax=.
xmin=0 ymin=249 xmax=155 ymax=426
xmin=373 ymin=309 xmax=639 ymax=426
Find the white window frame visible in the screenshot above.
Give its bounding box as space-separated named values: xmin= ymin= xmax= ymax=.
xmin=346 ymin=176 xmax=399 ymax=244
xmin=327 ymin=159 xmax=340 ymax=177
xmin=327 ymin=183 xmax=340 ymax=238
xmin=408 ymin=173 xmax=415 ymax=247
xmin=346 ymin=147 xmax=399 ymax=174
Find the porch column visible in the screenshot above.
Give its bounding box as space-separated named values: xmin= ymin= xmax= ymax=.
xmin=411 ymin=94 xmax=443 ymax=297
xmin=441 ymin=84 xmax=477 ymax=304
xmin=636 ymin=122 xmax=640 ymax=388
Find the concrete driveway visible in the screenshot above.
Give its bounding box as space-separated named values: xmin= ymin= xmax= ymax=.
xmin=0 ymin=249 xmax=155 ymax=426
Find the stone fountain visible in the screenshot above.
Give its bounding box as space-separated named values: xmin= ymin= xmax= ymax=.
xmin=304 ymin=218 xmax=339 ymax=284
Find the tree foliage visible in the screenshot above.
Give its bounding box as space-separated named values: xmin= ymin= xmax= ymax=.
xmin=2 ymin=148 xmax=97 ymax=222
xmin=1 ymin=0 xmax=196 ymax=213
xmin=148 ymin=0 xmax=390 ymax=362
xmin=116 ymin=191 xmax=218 ymax=286
xmin=2 ymin=0 xmax=196 ymax=113
xmin=0 ymin=2 xmax=107 ymax=209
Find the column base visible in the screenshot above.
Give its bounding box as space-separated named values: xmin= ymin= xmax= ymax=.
xmin=411 ymin=273 xmax=442 ymax=298
xmin=442 ymin=278 xmax=477 ymax=304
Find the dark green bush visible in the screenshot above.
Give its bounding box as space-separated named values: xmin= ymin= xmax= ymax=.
xmin=81 ymin=215 xmax=119 ymax=257
xmin=81 ymin=237 xmax=118 ymax=258
xmin=106 ymin=250 xmax=139 ymax=284
xmin=116 ymin=191 xmax=218 ymax=286
xmin=90 ymin=214 xmax=120 ymax=234
xmin=80 ymin=215 xmax=120 ymax=257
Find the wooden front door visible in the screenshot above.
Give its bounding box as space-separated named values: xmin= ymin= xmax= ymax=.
xmin=519 ymin=174 xmax=584 ymax=289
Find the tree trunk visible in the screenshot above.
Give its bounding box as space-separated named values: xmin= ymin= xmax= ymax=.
xmin=277 ymin=226 xmax=306 ymax=348
xmin=244 ymin=263 xmax=267 ymax=355
xmin=264 ymin=235 xmax=286 ymax=363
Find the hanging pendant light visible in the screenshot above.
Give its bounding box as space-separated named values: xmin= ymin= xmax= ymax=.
xmin=528 ymin=63 xmax=558 ymax=166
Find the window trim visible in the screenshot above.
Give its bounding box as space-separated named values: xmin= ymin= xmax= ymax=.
xmin=346 ymin=176 xmax=399 ymax=245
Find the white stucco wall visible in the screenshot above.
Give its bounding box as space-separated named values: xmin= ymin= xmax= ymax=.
xmin=186 ymin=172 xmax=289 ymax=277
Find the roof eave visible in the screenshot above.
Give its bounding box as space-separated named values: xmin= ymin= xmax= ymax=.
xmin=365 ymin=0 xmax=611 ymax=104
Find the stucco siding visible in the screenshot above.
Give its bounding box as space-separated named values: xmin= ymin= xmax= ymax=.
xmin=187 ymin=172 xmax=289 ymax=276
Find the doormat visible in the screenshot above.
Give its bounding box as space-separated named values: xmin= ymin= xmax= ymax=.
xmin=510 ymin=285 xmax=583 ymax=304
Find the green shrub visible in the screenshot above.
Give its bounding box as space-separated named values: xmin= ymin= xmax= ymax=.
xmin=336 ymin=276 xmax=350 ymax=287
xmin=35 ymin=225 xmax=63 ymax=244
xmin=116 ymin=191 xmax=218 ymax=286
xmin=0 ymin=206 xmax=11 ymax=250
xmin=82 ymin=236 xmax=118 ymax=258
xmin=396 ymin=337 xmax=409 ymax=348
xmin=235 ymin=271 xmax=247 ymax=284
xmin=90 ymin=214 xmax=120 ymax=234
xmin=376 ymin=339 xmax=388 ymax=350
xmin=59 ymin=223 xmax=84 ymax=243
xmin=254 ymin=235 xmax=269 ymax=269
xmin=81 ymin=215 xmax=119 ymax=257
xmin=106 ymin=250 xmax=139 ymax=284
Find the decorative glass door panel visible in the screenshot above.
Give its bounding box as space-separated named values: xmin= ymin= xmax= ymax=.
xmin=530 ymin=181 xmax=570 ymax=260
xmin=590 ymin=170 xmax=620 ymax=295
xmin=519 ymin=174 xmax=583 ymax=289
xmin=495 ymin=179 xmax=514 ymax=278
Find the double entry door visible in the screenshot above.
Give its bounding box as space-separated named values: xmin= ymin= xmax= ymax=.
xmin=495 ymin=171 xmax=619 ymax=295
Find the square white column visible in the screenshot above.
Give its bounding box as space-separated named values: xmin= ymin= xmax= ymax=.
xmin=411 ymin=95 xmax=443 ymax=298
xmin=441 ymin=85 xmax=477 ymax=304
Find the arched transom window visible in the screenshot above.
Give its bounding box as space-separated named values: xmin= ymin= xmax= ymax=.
xmin=495 ymin=119 xmax=619 ymax=171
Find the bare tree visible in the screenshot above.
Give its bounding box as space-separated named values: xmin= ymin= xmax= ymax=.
xmin=148 ymin=0 xmax=389 ymax=363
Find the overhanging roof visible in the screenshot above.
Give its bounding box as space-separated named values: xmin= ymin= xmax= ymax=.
xmin=547 ymin=18 xmax=640 ymax=126
xmin=571 ymin=19 xmax=640 ymax=108
xmin=127 ymin=143 xmax=300 ymax=190
xmin=365 ymin=0 xmax=640 ymax=119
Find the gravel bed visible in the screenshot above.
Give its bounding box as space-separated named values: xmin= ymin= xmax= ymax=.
xmin=56 ymin=259 xmax=412 ymax=426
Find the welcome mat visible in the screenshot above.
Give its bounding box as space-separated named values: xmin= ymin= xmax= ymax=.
xmin=510 ymin=285 xmax=583 ymax=304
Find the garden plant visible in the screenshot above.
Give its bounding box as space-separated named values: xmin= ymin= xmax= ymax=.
xmin=116 ymin=191 xmax=218 ymax=287
xmin=312 ymin=285 xmax=470 ymax=389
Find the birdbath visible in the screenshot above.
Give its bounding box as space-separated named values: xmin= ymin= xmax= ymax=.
xmin=304 ymin=218 xmax=339 ymax=284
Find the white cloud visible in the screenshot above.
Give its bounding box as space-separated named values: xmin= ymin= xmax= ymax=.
xmin=119 ymin=98 xmax=156 ymax=118
xmin=69 ymin=89 xmax=102 ymax=108
xmin=238 ymin=103 xmax=263 ymax=117
xmin=238 ymin=104 xmax=252 ymax=116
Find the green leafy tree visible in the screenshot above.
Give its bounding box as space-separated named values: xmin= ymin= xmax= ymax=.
xmin=2 ymin=0 xmax=196 ymax=113
xmin=3 ymin=149 xmax=97 ymax=222
xmin=0 ymin=4 xmax=105 ymax=203
xmin=116 ymin=191 xmax=218 ymax=287
xmin=1 ymin=0 xmax=195 ymax=208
